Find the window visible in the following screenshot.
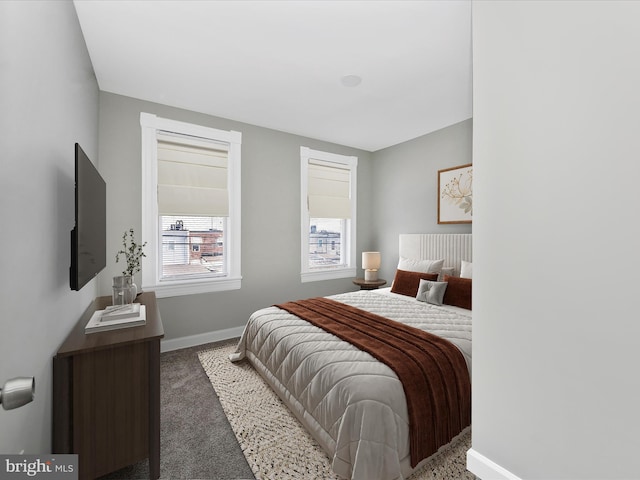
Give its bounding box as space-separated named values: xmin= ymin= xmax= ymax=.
xmin=300 ymin=146 xmax=357 ymax=282
xmin=141 ymin=113 xmax=241 ymax=297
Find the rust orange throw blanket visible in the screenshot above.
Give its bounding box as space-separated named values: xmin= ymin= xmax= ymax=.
xmin=276 ymin=297 xmax=471 ymax=467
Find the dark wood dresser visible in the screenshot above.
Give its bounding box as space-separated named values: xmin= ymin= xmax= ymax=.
xmin=53 ymin=291 xmax=164 ymax=479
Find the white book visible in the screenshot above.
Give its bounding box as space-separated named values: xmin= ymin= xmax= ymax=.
xmin=85 ymin=305 xmax=147 ymax=334
xmin=102 ymin=303 xmax=141 ymax=321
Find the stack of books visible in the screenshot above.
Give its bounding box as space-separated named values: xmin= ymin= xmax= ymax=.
xmin=85 ymin=303 xmax=146 ymax=334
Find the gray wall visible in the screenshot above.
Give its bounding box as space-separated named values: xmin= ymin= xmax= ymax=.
xmin=98 ymin=92 xmax=373 ymax=341
xmin=471 ymin=2 xmax=639 ymax=478
xmin=371 ymin=119 xmax=473 ymax=281
xmin=0 ymin=1 xmax=99 ymax=454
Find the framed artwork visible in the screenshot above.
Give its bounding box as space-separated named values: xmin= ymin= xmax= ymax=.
xmin=438 ymin=163 xmax=472 ymax=224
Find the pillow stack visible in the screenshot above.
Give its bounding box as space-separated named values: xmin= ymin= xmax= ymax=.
xmin=390 ymin=270 xmax=439 ymax=297
xmin=390 ymin=257 xmax=472 ymax=310
xmin=390 ymin=257 xmax=444 ymax=297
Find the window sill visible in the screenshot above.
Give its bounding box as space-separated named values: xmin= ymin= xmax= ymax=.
xmin=143 ymin=276 xmax=242 ymax=298
xmin=300 ymin=268 xmax=356 ymax=283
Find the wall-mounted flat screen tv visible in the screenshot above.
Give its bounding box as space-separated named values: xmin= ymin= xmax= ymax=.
xmin=70 ymin=143 xmax=106 ymax=291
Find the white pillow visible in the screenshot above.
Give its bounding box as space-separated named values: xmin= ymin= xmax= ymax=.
xmin=460 ymin=260 xmax=473 ymax=279
xmin=416 ymin=279 xmax=448 ymax=305
xmin=397 ymin=256 xmax=444 ymax=274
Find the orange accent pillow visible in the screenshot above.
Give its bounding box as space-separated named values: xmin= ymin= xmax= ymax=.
xmin=442 ymin=275 xmax=472 ymax=310
xmin=391 ymin=270 xmax=439 ymax=297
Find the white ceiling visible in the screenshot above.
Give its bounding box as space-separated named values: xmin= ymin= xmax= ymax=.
xmin=74 ymin=0 xmax=472 ymax=152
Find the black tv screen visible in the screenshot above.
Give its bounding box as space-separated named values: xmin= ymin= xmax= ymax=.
xmin=70 ymin=143 xmax=106 ymax=291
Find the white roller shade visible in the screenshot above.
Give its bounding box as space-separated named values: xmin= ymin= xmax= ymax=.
xmin=308 ymin=160 xmax=352 ymax=218
xmin=157 ymin=138 xmax=229 ymax=216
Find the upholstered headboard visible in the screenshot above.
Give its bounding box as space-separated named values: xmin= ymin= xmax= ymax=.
xmin=399 ymin=234 xmax=472 ymax=278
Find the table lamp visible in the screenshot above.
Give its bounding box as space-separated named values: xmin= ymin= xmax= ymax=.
xmin=362 ymin=252 xmax=381 ymax=282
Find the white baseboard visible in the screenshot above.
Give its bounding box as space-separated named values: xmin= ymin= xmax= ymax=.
xmin=467 ymin=448 xmax=522 ymax=480
xmin=160 ymin=326 xmax=245 ymax=353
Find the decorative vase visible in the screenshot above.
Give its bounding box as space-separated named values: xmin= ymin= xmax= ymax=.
xmin=112 ymin=275 xmax=138 ymax=305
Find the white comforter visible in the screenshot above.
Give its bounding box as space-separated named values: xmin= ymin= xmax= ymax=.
xmin=230 ymin=289 xmax=472 ymax=480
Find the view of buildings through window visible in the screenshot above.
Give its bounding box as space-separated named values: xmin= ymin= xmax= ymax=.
xmin=309 ymin=218 xmax=343 ymax=268
xmin=161 ymin=215 xmax=225 ymax=279
xmin=160 ymin=215 xmax=343 ymax=276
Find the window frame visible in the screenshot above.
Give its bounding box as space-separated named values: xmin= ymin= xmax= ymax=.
xmin=300 ymin=146 xmax=357 ymax=283
xmin=140 ymin=113 xmax=242 ymax=298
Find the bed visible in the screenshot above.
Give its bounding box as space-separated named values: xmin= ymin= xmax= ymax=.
xmin=231 ymin=234 xmax=472 ymax=480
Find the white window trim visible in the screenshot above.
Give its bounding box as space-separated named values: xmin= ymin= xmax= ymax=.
xmin=140 ymin=113 xmax=241 ymax=298
xmin=300 ymin=146 xmax=357 ymax=283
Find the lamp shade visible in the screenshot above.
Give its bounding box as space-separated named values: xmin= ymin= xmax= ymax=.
xmin=362 ymin=252 xmax=381 ymax=270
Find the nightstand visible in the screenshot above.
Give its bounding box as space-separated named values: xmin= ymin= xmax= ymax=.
xmin=53 ymin=292 xmax=164 ymax=480
xmin=352 ymin=278 xmax=387 ymax=290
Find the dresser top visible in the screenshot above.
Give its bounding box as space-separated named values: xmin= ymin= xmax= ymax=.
xmin=56 ymin=291 xmax=164 ymax=357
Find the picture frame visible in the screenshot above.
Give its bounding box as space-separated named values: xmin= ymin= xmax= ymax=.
xmin=438 ymin=163 xmax=472 ymax=224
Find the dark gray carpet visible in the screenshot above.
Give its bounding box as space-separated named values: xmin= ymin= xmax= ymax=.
xmin=99 ymin=339 xmax=254 ymax=480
